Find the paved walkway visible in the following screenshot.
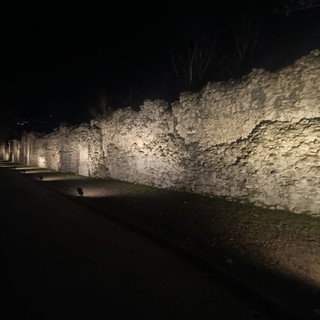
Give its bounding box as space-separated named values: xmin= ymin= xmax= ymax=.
xmin=0 ymin=161 xmax=273 ymax=320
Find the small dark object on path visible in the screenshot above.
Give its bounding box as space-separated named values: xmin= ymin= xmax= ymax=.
xmin=77 ymin=187 xmax=84 ymax=197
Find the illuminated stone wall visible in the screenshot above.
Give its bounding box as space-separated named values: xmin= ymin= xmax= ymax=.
xmin=172 ymin=50 xmax=320 ymax=147
xmin=0 ymin=141 xmax=10 ymax=161
xmin=15 ymin=124 xmax=103 ymax=175
xmin=1 ymin=50 xmax=320 ymax=215
xmin=93 ymin=101 xmax=188 ymax=189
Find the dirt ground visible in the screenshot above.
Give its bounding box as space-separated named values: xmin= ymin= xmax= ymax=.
xmin=6 ymin=163 xmax=320 ymax=316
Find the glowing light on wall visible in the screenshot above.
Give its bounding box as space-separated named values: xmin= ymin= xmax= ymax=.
xmin=78 ymin=144 xmax=89 ymax=176
xmin=4 ymin=150 xmax=10 ymax=161
xmin=38 ymin=156 xmax=46 ymax=168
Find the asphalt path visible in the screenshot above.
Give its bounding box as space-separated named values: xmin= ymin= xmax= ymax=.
xmin=0 ymin=162 xmax=273 ymax=319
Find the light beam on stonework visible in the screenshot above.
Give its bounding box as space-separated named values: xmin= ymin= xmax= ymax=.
xmin=38 ymin=156 xmax=46 ymax=168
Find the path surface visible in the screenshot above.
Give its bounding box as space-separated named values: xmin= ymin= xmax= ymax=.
xmin=0 ymin=162 xmax=272 ymax=319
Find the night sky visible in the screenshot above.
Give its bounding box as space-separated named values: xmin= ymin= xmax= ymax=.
xmin=0 ymin=1 xmax=319 ymax=136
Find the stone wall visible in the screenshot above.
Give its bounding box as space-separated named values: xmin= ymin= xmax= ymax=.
xmin=15 ymin=124 xmax=103 ymax=175
xmin=173 ymin=50 xmax=320 ymax=147
xmin=1 ymin=50 xmax=320 ymax=215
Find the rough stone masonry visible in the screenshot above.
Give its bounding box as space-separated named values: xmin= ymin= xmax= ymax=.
xmin=1 ymin=49 xmax=320 ymax=215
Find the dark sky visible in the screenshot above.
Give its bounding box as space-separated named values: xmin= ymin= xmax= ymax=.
xmin=0 ymin=1 xmax=320 ymax=133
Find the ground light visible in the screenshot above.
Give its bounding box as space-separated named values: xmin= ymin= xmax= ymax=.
xmin=77 ymin=187 xmax=84 ymax=197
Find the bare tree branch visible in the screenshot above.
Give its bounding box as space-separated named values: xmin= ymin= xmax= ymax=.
xmin=165 ymin=24 xmax=219 ymax=91
xmin=278 ymin=0 xmax=320 ymax=15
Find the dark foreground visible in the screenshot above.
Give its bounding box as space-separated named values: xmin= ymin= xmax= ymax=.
xmin=0 ymin=161 xmax=319 ymax=319
xmin=0 ymin=162 xmax=270 ymax=320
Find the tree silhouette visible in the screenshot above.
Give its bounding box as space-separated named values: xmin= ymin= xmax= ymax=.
xmin=163 ymin=9 xmax=270 ymax=93
xmin=277 ymin=0 xmax=320 ymax=15
xmin=221 ymin=12 xmax=269 ymax=78
xmin=164 ymin=22 xmax=218 ymax=93
xmin=88 ymin=92 xmax=113 ymax=120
